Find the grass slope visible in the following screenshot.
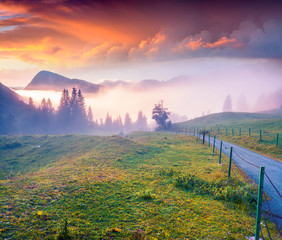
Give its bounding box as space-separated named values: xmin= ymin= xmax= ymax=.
xmin=0 ymin=133 xmax=279 ymax=239
xmin=174 ymin=112 xmax=282 ymax=160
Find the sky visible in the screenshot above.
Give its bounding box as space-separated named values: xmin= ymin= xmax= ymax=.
xmin=1 ymin=0 xmax=282 ymax=120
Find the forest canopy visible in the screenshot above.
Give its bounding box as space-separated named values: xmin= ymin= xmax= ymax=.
xmin=0 ymin=87 xmax=148 ymax=134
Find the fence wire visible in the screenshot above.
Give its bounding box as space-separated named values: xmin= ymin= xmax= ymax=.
xmin=230 ymin=167 xmax=257 ymax=202
xmin=264 ymin=172 xmax=282 ymax=199
xmin=233 ymin=150 xmax=260 ymax=169
xmin=262 ymin=191 xmax=282 ymax=237
xmin=261 ymin=211 xmax=272 ymax=240
xmin=228 ymin=178 xmax=256 ymax=218
xmin=189 ymin=132 xmax=282 ymax=238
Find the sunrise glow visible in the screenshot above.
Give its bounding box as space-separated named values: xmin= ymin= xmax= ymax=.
xmin=0 ymin=0 xmax=282 ymax=119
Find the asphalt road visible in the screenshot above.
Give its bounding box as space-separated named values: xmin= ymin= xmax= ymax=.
xmin=201 ymin=134 xmax=282 ymax=229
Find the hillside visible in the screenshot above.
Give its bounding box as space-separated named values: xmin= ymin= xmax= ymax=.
xmin=173 ymin=112 xmax=282 ymax=160
xmin=25 ymin=70 xmax=101 ymax=93
xmin=0 ymin=133 xmax=279 ymax=239
xmin=174 ymin=112 xmax=282 ymax=129
xmin=0 ymin=82 xmax=34 ymax=134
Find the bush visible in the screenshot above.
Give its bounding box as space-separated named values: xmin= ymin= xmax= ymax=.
xmin=175 ymin=174 xmax=256 ymax=207
xmin=138 ymin=190 xmax=155 ymax=201
xmin=159 ymin=168 xmax=177 ymax=177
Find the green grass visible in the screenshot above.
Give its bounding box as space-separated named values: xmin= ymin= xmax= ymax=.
xmin=173 ymin=112 xmax=282 ymax=160
xmin=0 ymin=133 xmax=280 ymax=239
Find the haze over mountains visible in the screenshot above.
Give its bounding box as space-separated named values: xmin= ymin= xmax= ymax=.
xmin=24 ymin=70 xmax=191 ymax=94
xmin=1 ymin=73 xmax=281 ymax=135
xmin=0 ymin=82 xmax=35 ymax=134
xmin=1 ymin=69 xmax=281 ymax=126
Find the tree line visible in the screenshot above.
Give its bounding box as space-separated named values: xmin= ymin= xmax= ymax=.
xmin=26 ymin=88 xmax=148 ymax=134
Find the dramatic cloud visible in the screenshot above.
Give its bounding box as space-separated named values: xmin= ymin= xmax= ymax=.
xmin=1 ymin=0 xmax=282 ymax=70
xmin=0 ymin=0 xmax=281 ymax=120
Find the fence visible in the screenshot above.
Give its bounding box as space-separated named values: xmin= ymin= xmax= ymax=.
xmin=200 ymin=133 xmax=282 ymax=239
xmin=171 ymin=129 xmax=282 ymax=239
xmin=173 ymin=126 xmax=281 ymax=147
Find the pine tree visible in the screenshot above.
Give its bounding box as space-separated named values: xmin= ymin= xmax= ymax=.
xmin=124 ymin=113 xmax=132 ymax=132
xmin=40 ymin=98 xmax=47 ymax=111
xmin=47 ymin=98 xmax=54 ymax=113
xmin=222 ymin=95 xmax=232 ymax=112
xmin=28 ymin=97 xmax=35 ymax=109
xmin=39 ymin=97 xmax=55 ymax=133
xmin=104 ymin=113 xmax=113 ymax=131
xmin=57 ymin=89 xmax=71 ymax=131
xmin=70 ymin=87 xmax=78 ymax=117
xmin=77 ymin=89 xmax=86 ymax=121
xmin=58 ymin=89 xmax=70 ymax=114
xmin=136 ymin=111 xmax=148 ymax=130
xmin=87 ymin=106 xmax=93 ymax=122
xmin=116 ymin=115 xmax=123 ymax=132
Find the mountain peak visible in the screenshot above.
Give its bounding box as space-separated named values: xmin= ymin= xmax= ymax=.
xmin=25 ymin=70 xmax=101 ymax=93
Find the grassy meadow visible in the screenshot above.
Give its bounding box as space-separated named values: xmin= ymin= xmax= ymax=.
xmin=0 ymin=133 xmax=280 ymax=239
xmin=173 ymin=112 xmax=282 ymax=161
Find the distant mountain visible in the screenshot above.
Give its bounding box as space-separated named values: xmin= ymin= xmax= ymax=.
xmin=99 ymin=79 xmax=130 ymax=88
xmin=133 ymin=79 xmax=163 ymax=90
xmin=24 ymin=71 xmax=195 ymax=93
xmin=0 ymin=82 xmax=34 ymax=134
xmin=0 ymin=82 xmax=22 ymax=103
xmin=25 ymin=70 xmax=101 ymax=93
xmin=132 ymin=76 xmax=193 ymax=91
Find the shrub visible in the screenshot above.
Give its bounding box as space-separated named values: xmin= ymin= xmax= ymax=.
xmin=159 ymin=168 xmax=177 ymax=177
xmin=138 ymin=190 xmax=155 ymax=201
xmin=175 ymin=174 xmax=256 ymax=207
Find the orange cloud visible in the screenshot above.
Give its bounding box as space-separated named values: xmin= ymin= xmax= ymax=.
xmin=0 ymin=1 xmax=161 ymax=68
xmin=185 ymin=38 xmax=205 ymax=50
xmin=19 ymin=53 xmax=46 ymax=65
xmin=0 ymin=0 xmax=280 ymax=71
xmin=153 ymin=32 xmax=166 ymax=44
xmin=204 ymin=37 xmax=237 ymax=48
xmin=177 ymin=36 xmax=241 ymax=53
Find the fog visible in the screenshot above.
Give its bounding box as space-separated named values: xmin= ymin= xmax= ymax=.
xmin=15 ymin=74 xmax=282 ymax=124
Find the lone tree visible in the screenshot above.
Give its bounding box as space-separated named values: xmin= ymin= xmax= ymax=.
xmin=152 ymin=100 xmax=171 ymax=130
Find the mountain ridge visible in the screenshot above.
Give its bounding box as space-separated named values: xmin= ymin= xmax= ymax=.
xmin=25 ymin=70 xmax=102 ymax=93
xmin=24 ymin=70 xmax=192 ymax=93
xmin=0 ymin=82 xmax=34 ymax=134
